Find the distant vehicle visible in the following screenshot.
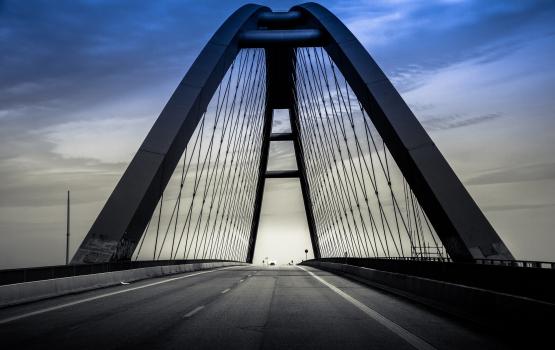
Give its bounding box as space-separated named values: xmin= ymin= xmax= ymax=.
xmin=269 ymin=261 xmax=276 ymax=266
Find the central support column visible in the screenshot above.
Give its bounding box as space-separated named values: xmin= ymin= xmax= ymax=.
xmin=246 ymin=47 xmax=321 ymax=263
xmin=290 ymin=104 xmax=321 ymax=259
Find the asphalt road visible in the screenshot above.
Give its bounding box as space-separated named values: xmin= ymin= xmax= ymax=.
xmin=0 ymin=265 xmax=512 ymax=349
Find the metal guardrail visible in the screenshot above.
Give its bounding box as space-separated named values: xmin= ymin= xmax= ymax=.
xmin=474 ymin=258 xmax=555 ymax=269
xmin=343 ymin=256 xmax=555 ymax=269
xmin=0 ymin=259 xmax=240 ymax=286
xmin=308 ymin=257 xmax=555 ymax=303
xmin=351 ymin=256 xmax=453 ymax=263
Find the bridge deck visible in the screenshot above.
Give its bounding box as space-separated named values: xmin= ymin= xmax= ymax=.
xmin=0 ymin=266 xmax=512 ymax=349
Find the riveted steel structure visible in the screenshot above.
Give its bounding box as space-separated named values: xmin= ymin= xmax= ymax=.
xmin=72 ymin=3 xmax=513 ymax=265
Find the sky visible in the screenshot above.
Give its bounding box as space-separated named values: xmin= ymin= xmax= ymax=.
xmin=0 ymin=0 xmax=554 ymax=268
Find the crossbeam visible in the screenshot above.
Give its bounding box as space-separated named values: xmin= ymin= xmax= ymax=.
xmin=269 ymin=133 xmax=294 ymax=141
xmin=257 ymin=11 xmax=303 ymax=28
xmin=265 ymin=170 xmax=300 ymax=178
xmin=240 ymin=29 xmax=325 ymax=48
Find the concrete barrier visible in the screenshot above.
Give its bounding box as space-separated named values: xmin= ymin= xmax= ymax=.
xmin=0 ymin=262 xmax=247 ymax=308
xmin=303 ymin=261 xmax=554 ymax=332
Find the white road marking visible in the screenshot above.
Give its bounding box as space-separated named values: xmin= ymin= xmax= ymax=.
xmin=239 ymin=279 xmax=245 ymax=283
xmin=0 ymin=266 xmax=238 ymax=325
xmin=221 ymin=288 xmax=231 ymax=294
xmin=297 ymin=266 xmax=437 ymax=350
xmin=183 ymin=305 xmax=205 ymax=318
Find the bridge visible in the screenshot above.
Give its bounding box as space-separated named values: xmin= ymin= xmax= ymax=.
xmin=0 ymin=3 xmax=553 ymax=349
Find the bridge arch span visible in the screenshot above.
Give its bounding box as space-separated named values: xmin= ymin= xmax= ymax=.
xmin=72 ymin=3 xmax=513 ymax=264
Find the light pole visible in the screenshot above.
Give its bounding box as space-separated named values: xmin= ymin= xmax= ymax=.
xmin=66 ymin=190 xmax=70 ymax=265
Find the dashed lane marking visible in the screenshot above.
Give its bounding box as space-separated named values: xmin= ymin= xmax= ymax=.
xmin=0 ymin=266 xmax=238 ymax=325
xmin=183 ymin=305 xmax=205 ymax=318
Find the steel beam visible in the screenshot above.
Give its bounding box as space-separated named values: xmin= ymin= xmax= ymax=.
xmin=257 ymin=11 xmax=303 ymax=28
xmin=269 ymin=132 xmax=294 ymax=141
xmin=289 ymin=104 xmax=322 ymax=259
xmin=265 ymin=170 xmax=300 ymax=178
xmin=245 ymin=105 xmax=273 ymax=263
xmin=240 ymin=29 xmax=325 ymax=48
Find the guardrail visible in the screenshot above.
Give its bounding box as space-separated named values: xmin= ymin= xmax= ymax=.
xmin=0 ymin=259 xmax=240 ymax=286
xmin=474 ymin=258 xmax=555 ymax=269
xmin=337 ymin=256 xmax=555 ymax=269
xmin=0 ymin=261 xmax=246 ymax=308
xmin=302 ymin=260 xmax=554 ymax=338
xmin=333 ymin=256 xmax=555 ymax=269
xmin=307 ymin=257 xmax=555 ymax=303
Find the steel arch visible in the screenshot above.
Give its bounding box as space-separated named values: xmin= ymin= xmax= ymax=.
xmin=72 ymin=2 xmax=513 ymax=264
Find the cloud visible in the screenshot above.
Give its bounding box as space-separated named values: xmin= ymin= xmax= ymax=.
xmin=343 ymin=11 xmax=405 ymax=45
xmin=484 ymin=203 xmax=555 ymax=212
xmin=467 ymin=162 xmax=555 ymax=186
xmin=337 ymin=0 xmax=555 ymax=92
xmin=41 ymin=117 xmax=152 ymax=163
xmin=421 ymin=113 xmax=502 ymax=131
xmin=0 ymin=0 xmax=225 ymax=129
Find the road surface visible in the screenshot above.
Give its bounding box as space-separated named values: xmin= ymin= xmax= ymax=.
xmin=0 ymin=265 xmax=512 ymax=349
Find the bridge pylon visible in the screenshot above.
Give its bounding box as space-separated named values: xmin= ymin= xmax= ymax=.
xmin=71 ymin=3 xmax=513 ymax=265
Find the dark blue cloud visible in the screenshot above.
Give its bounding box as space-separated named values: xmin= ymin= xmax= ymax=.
xmin=2 ymin=0 xmax=553 ymax=114
xmin=1 ymin=0 xmax=551 ymax=124
xmin=346 ymin=0 xmax=555 ymax=91
xmin=0 ymin=0 xmax=552 ymax=154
